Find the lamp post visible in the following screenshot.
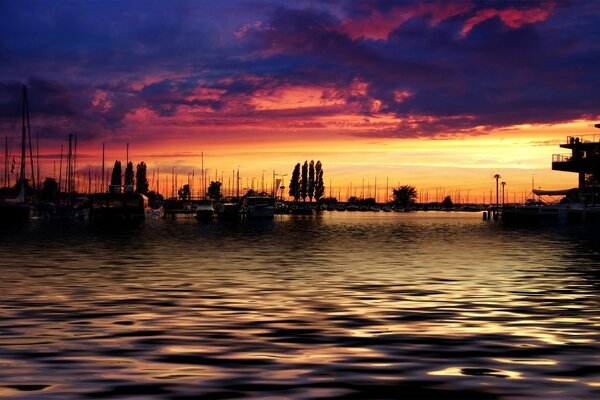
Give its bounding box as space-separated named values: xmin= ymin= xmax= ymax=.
xmin=494 ymin=174 xmax=501 ymax=211
xmin=275 ymin=173 xmax=288 ymax=200
xmin=501 ymin=181 xmax=506 ymax=208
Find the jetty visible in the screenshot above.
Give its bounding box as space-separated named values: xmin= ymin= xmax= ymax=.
xmin=501 ymin=125 xmax=600 ymax=223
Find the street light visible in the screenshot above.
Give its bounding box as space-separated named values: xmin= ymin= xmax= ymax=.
xmin=493 ymin=174 xmax=501 ymax=211
xmin=501 ymin=181 xmax=506 ymax=208
xmin=275 ymin=173 xmax=288 ymax=200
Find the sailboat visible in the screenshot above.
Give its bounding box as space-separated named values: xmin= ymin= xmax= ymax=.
xmin=0 ymin=85 xmax=32 ymax=224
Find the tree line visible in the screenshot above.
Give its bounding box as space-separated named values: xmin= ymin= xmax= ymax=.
xmin=288 ymin=160 xmax=324 ymax=202
xmin=110 ymin=160 xmax=149 ymax=195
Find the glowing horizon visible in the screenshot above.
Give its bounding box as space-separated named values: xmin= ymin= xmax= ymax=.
xmin=2 ymin=119 xmax=591 ymax=203
xmin=1 ymin=1 xmax=599 ymax=202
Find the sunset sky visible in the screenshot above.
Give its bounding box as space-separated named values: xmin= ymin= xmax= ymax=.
xmin=1 ymin=0 xmax=599 ymax=201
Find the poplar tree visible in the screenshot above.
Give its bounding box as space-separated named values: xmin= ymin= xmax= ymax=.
xmin=135 ymin=161 xmax=149 ymax=194
xmin=315 ymin=160 xmax=324 ymax=201
xmin=308 ymin=160 xmax=315 ymax=202
xmin=110 ymin=160 xmax=122 ymax=193
xmin=289 ymin=163 xmax=301 ymax=201
xmin=301 ymin=160 xmax=308 ymax=202
xmin=124 ymin=161 xmax=134 ymax=187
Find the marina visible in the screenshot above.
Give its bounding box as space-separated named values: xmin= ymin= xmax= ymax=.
xmin=2 ymin=1 xmax=600 ymax=399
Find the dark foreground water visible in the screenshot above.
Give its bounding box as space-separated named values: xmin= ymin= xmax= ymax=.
xmin=1 ymin=212 xmax=600 ymax=399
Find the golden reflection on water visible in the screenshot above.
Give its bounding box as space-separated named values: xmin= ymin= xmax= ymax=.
xmin=494 ymin=358 xmax=557 ymax=366
xmin=428 ymin=367 xmax=523 ymax=379
xmin=1 ymin=213 xmax=600 ymax=398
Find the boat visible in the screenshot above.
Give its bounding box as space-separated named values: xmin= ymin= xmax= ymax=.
xmin=501 ymin=201 xmax=600 ymax=224
xmin=0 ymin=195 xmax=30 ymax=225
xmin=0 ymin=85 xmax=32 ymax=225
xmin=216 ymin=202 xmax=242 ymax=220
xmin=244 ymin=196 xmax=275 ymax=219
xmin=196 ymin=199 xmax=215 ymax=222
xmin=289 ymin=204 xmax=313 ymax=215
xmin=88 ymin=190 xmax=150 ymax=222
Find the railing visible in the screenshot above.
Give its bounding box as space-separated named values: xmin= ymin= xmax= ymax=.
xmin=552 ymin=153 xmax=572 ymax=163
xmin=566 ymin=134 xmax=600 ymax=144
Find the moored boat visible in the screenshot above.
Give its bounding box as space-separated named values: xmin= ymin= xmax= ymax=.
xmin=196 ymin=199 xmax=215 ymax=222
xmin=244 ymin=196 xmax=275 ymax=219
xmin=0 ymin=85 xmax=33 ymax=225
xmin=89 ymin=191 xmax=150 ymax=222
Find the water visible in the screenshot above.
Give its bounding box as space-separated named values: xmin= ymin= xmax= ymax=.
xmin=1 ymin=212 xmax=600 ymax=399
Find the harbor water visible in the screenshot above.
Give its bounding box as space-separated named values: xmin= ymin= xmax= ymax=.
xmin=1 ymin=212 xmax=600 ymax=399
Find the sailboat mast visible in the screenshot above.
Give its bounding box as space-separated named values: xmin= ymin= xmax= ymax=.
xmin=375 ymin=177 xmax=377 ymax=203
xmin=20 ymin=86 xmax=26 ymax=186
xmin=4 ymin=136 xmax=7 ymax=188
xmin=73 ymin=134 xmax=78 ymax=193
xmin=36 ymin=129 xmax=40 ymax=190
xmin=25 ymin=88 xmax=35 ymax=191
xmin=101 ymin=142 xmax=105 ymax=193
xmin=67 ymin=134 xmax=73 ymax=199
xmin=58 ymin=144 xmax=63 ymax=193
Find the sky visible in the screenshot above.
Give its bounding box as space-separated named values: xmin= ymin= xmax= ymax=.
xmin=1 ymin=0 xmax=599 ymax=201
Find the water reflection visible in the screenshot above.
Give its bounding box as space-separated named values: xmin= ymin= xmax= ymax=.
xmin=1 ymin=212 xmax=600 ymax=398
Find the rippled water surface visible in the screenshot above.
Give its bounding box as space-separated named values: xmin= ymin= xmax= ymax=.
xmin=1 ymin=212 xmax=600 ymax=399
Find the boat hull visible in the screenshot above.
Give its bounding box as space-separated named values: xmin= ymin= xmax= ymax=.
xmin=502 ymin=205 xmax=600 ymax=224
xmin=0 ymin=203 xmax=30 ymax=225
xmin=246 ymin=206 xmax=275 ymax=219
xmin=196 ymin=209 xmax=215 ymax=222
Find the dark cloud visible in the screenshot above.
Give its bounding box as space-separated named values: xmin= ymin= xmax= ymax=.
xmin=0 ymin=0 xmax=598 ymax=141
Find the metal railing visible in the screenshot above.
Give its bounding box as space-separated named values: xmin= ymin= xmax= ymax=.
xmin=566 ymin=134 xmax=600 ymax=144
xmin=552 ymin=153 xmax=572 ymax=163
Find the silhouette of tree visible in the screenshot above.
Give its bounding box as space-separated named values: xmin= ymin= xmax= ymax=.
xmin=289 ymin=163 xmax=301 ymax=201
xmin=301 ymin=160 xmax=308 ymax=202
xmin=442 ymin=195 xmax=454 ymax=209
xmin=315 ymin=160 xmax=324 ymax=201
xmin=393 ymin=185 xmax=417 ymax=209
xmin=110 ymin=161 xmax=122 ymax=193
xmin=135 ymin=162 xmax=149 ymax=194
xmin=124 ymin=161 xmax=134 ymax=188
xmin=207 ymin=181 xmax=222 ymax=200
xmin=41 ymin=177 xmax=58 ymax=202
xmin=308 ymin=160 xmax=315 ymax=202
xmin=178 ymin=184 xmax=190 ymax=200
